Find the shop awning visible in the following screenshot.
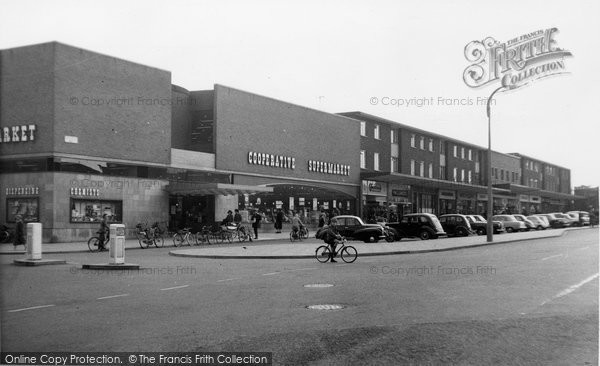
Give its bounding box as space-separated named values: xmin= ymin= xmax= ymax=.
xmin=538 ymin=190 xmax=583 ymax=201
xmin=493 ymin=183 xmax=541 ymax=194
xmin=361 ymin=172 xmax=511 ymax=195
xmin=165 ymin=182 xmax=273 ymax=196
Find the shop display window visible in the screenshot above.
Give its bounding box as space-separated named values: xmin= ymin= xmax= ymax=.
xmin=70 ymin=199 xmax=122 ymax=223
xmin=6 ymin=198 xmax=39 ymax=223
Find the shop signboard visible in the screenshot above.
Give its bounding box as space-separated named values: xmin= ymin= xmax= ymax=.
xmin=439 ymin=190 xmax=456 ymax=200
xmin=362 ymin=180 xmax=387 ymax=196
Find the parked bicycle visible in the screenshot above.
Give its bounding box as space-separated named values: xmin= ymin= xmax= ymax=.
xmin=136 ymin=222 xmax=164 ymax=249
xmin=225 ymin=223 xmax=252 ymax=243
xmin=87 ymin=231 xmax=110 ymax=253
xmin=315 ymin=237 xmax=357 ymax=263
xmin=172 ymin=228 xmax=194 ymax=247
xmin=0 ymin=224 xmax=12 ymax=243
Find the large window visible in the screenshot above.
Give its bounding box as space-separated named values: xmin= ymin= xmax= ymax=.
xmin=374 ymin=124 xmax=380 ymax=140
xmin=391 ymin=157 xmax=398 ymax=173
xmin=410 ymin=159 xmax=416 ymax=175
xmin=410 ymin=134 xmax=416 ymax=148
xmin=374 ymin=152 xmax=380 ymax=171
xmin=360 ymin=121 xmax=366 ymax=136
xmin=360 ymin=150 xmax=366 ymax=169
xmin=71 ymin=199 xmax=122 ymax=223
xmin=6 ymin=198 xmax=39 ymax=223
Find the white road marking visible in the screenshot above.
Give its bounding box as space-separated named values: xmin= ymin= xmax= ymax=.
xmin=97 ymin=294 xmax=129 ymax=300
xmin=541 ymin=254 xmax=564 ymax=261
xmin=541 ymin=273 xmax=599 ymax=306
xmin=262 ymin=272 xmax=280 ymax=276
xmin=574 ymin=246 xmax=590 ymax=251
xmin=160 ymin=285 xmax=189 ymax=291
xmin=8 ymin=304 xmax=55 ymax=313
xmin=287 ymin=267 xmax=318 ymax=272
xmin=216 ymin=278 xmax=241 ymax=282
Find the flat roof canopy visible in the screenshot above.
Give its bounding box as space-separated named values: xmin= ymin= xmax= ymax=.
xmin=166 ymin=182 xmax=273 ymax=196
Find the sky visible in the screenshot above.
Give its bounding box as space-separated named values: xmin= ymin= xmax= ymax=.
xmin=1 ymin=0 xmax=599 ymax=189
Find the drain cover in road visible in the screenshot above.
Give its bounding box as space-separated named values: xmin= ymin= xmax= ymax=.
xmin=306 ymin=304 xmax=345 ymax=310
xmin=304 ymin=284 xmax=334 ymax=288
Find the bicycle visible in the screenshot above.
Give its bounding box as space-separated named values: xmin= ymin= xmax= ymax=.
xmin=315 ymin=237 xmax=357 ymax=263
xmin=87 ymin=231 xmax=110 ymax=253
xmin=290 ymin=225 xmax=309 ymax=242
xmin=0 ymin=225 xmax=12 ymax=243
xmin=172 ymin=228 xmax=194 ymax=247
xmin=136 ymin=223 xmax=164 ymax=249
xmin=231 ymin=224 xmax=252 ymax=242
xmin=194 ymin=226 xmax=212 ymax=245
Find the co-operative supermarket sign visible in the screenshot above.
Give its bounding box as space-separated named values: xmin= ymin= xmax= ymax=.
xmin=463 ymin=27 xmax=572 ymax=89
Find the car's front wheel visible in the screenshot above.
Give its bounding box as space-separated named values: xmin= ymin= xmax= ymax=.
xmin=506 ymin=227 xmax=514 ymax=233
xmin=419 ymin=230 xmax=431 ymax=240
xmin=476 ymin=227 xmax=486 ymax=236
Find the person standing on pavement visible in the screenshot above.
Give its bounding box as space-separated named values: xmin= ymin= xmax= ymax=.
xmin=98 ymin=214 xmax=109 ymax=251
xmin=13 ymin=214 xmax=26 ymax=249
xmin=275 ymin=209 xmax=284 ymax=233
xmin=251 ymin=210 xmax=262 ymax=239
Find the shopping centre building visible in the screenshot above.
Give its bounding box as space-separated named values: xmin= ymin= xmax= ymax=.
xmin=0 ymin=42 xmax=580 ymax=242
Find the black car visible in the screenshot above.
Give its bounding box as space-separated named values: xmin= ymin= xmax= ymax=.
xmin=387 ymin=213 xmax=446 ymax=240
xmin=439 ymin=214 xmax=473 ymax=237
xmin=328 ymin=215 xmax=387 ymax=243
xmin=466 ymin=215 xmax=505 ymax=235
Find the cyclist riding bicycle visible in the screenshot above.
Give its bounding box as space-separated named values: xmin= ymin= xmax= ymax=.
xmin=316 ymin=224 xmax=342 ymax=262
xmin=291 ymin=213 xmax=304 ymax=237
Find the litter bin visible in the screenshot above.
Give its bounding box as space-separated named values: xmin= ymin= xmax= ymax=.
xmin=109 ymin=224 xmax=126 ymax=264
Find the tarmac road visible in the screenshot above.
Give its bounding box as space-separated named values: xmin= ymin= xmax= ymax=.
xmin=1 ymin=228 xmax=597 ymax=365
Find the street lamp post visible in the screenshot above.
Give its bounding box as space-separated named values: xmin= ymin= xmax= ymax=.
xmin=485 ymin=86 xmax=507 ymax=242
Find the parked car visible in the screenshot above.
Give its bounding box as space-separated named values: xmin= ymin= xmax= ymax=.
xmin=532 ymin=215 xmax=550 ymax=228
xmin=512 ymin=214 xmax=535 ymax=231
xmin=526 ymin=215 xmax=548 ymax=230
xmin=492 ymin=215 xmax=527 ymax=233
xmin=553 ymin=213 xmax=576 ymax=227
xmin=439 ymin=214 xmax=473 ymax=237
xmin=466 ymin=215 xmax=505 ymax=235
xmin=387 ymin=213 xmax=446 ymax=240
xmin=566 ymin=211 xmax=590 ymax=226
xmin=328 ymin=215 xmax=387 ymax=243
xmin=536 ymin=213 xmax=570 ymax=228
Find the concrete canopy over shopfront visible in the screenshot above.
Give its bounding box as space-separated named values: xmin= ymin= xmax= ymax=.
xmin=165 ymin=182 xmax=273 ymax=196
xmin=361 ymin=172 xmax=512 ymax=195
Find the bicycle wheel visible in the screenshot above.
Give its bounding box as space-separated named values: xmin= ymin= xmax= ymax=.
xmin=88 ymin=237 xmax=101 ymax=252
xmin=224 ymin=231 xmax=233 ymax=244
xmin=301 ymin=227 xmax=309 ymax=239
xmin=237 ymin=230 xmax=247 ymax=243
xmin=290 ymin=231 xmax=296 ymax=242
xmin=172 ymin=233 xmax=184 ymax=247
xmin=341 ymin=246 xmax=358 ymax=263
xmin=198 ymin=232 xmax=211 ymax=245
xmin=154 ymin=235 xmax=164 ymax=248
xmin=315 ymin=245 xmax=331 ymax=263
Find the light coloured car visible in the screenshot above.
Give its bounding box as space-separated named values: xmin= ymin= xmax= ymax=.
xmin=512 ymin=214 xmax=535 ymax=231
xmin=527 ymin=215 xmax=548 ymax=230
xmin=532 ymin=215 xmax=550 ymax=227
xmin=492 ymin=215 xmax=527 ymax=233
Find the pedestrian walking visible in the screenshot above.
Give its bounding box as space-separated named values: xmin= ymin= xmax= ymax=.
xmin=318 ymin=212 xmax=325 ymax=228
xmin=251 ymin=210 xmax=262 ymax=239
xmin=13 ymin=214 xmax=26 ymax=249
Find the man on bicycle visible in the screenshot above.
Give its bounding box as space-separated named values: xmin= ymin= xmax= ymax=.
xmin=317 ymin=224 xmax=342 ymax=262
xmin=291 ymin=213 xmax=304 ymax=238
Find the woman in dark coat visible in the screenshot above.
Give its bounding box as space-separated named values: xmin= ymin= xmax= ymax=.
xmin=13 ymin=215 xmax=25 ymax=249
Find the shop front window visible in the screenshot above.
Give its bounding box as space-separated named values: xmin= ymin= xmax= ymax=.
xmin=6 ymin=198 xmax=39 ymax=223
xmin=70 ymin=199 xmax=122 ymax=223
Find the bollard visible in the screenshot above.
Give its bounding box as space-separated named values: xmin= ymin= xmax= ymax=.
xmin=109 ymin=224 xmax=126 ymax=264
xmin=26 ymin=223 xmax=42 ymax=260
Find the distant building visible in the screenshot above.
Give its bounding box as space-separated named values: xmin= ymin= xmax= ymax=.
xmin=573 ymin=186 xmax=599 ymax=212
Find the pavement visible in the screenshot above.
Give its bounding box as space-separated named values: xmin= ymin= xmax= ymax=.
xmin=1 ymin=227 xmax=593 ymax=259
xmin=172 ymin=227 xmax=590 ymax=259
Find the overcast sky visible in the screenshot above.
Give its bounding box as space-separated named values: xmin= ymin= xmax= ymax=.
xmin=1 ymin=0 xmax=598 ymax=189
